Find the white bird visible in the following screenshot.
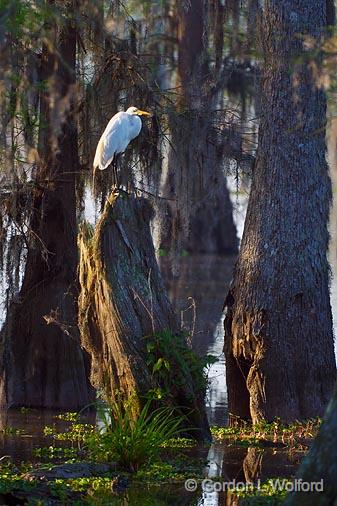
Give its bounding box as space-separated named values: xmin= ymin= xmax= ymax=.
xmin=93 ymin=106 xmax=151 ymax=172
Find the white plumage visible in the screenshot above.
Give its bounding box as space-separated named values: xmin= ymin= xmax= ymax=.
xmin=93 ymin=106 xmax=151 ymax=171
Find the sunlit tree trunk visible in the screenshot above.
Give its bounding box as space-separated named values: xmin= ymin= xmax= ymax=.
xmin=224 ymin=0 xmax=336 ymax=423
xmin=0 ymin=0 xmax=94 ymax=409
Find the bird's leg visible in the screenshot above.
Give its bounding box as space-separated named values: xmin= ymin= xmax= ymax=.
xmin=112 ymin=160 xmax=116 ymax=188
xmin=112 ymin=156 xmax=118 ymax=189
xmin=114 ymin=163 xmax=118 ymax=189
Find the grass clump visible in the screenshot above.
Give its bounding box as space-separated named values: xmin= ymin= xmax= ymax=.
xmin=86 ymin=398 xmax=186 ymax=472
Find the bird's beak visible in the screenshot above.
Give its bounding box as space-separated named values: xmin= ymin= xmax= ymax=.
xmin=137 ymin=109 xmax=151 ymax=117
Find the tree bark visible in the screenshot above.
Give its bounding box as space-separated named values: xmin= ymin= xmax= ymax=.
xmin=0 ymin=1 xmax=95 ymax=409
xmin=224 ymin=0 xmax=336 ymax=424
xmin=78 ymin=191 xmax=210 ymax=440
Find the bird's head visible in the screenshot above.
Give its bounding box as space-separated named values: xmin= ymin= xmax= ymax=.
xmin=126 ymin=106 xmax=151 ymax=117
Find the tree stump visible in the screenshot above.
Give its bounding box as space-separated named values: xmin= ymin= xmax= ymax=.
xmin=78 ymin=190 xmax=210 ymax=440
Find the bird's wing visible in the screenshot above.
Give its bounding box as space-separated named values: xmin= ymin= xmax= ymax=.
xmin=93 ymin=112 xmax=142 ymax=171
xmin=93 ymin=113 xmax=125 ymax=170
xmin=128 ymin=115 xmax=142 ymax=141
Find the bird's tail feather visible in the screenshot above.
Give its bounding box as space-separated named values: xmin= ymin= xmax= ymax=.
xmin=92 ymin=164 xmax=97 ymax=197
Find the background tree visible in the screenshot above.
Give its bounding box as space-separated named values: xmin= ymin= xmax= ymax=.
xmin=0 ymin=0 xmax=94 ymax=408
xmin=158 ymin=0 xmax=240 ymax=263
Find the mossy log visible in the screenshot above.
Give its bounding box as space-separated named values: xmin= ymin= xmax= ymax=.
xmin=78 ymin=190 xmax=210 ymax=440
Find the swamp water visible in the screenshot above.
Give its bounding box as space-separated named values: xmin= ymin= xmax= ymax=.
xmin=0 ymin=252 xmax=311 ymax=505
xmin=1 ymin=187 xmax=337 ymax=505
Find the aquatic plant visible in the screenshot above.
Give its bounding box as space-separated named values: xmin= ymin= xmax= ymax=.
xmin=44 ymin=423 xmax=95 ymax=442
xmin=0 ymin=426 xmax=25 ymax=435
xmin=211 ymin=418 xmax=322 ymax=450
xmin=233 ymin=478 xmax=292 ymax=505
xmin=86 ymin=398 xmax=186 ymax=471
xmin=33 ymin=446 xmax=79 ymax=460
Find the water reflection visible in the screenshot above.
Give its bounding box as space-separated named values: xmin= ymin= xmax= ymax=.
xmin=197 ymin=445 xmax=302 ymax=506
xmin=206 ymin=317 xmax=227 ymax=427
xmin=104 ymin=485 xmax=199 ymax=506
xmin=328 ymin=116 xmax=337 ymax=349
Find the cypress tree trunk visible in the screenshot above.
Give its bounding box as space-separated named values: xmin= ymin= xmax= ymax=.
xmin=0 ymin=1 xmax=94 ymax=409
xmin=224 ymin=0 xmax=336 ymax=424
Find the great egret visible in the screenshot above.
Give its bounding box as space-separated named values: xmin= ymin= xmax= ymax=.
xmin=93 ymin=106 xmax=151 ymax=188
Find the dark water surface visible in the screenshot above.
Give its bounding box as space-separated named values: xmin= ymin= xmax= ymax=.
xmin=0 ymin=254 xmax=307 ymax=505
xmin=0 ymin=409 xmax=95 ymax=464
